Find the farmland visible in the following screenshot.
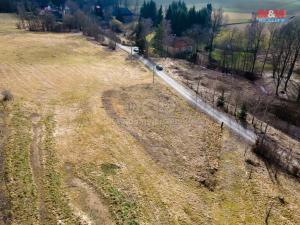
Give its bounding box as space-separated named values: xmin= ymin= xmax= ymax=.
xmin=0 ymin=13 xmax=300 ymax=225
xmin=154 ymin=0 xmax=300 ymax=15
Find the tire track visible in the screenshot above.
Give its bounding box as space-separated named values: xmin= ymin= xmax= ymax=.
xmin=30 ymin=113 xmax=47 ymax=224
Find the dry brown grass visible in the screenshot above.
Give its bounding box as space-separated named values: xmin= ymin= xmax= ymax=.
xmin=0 ymin=13 xmax=300 ymax=225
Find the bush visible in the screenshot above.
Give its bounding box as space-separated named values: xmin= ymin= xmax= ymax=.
xmin=1 ymin=90 xmax=13 ymax=102
xmin=16 ymin=21 xmax=22 ymax=29
xmin=52 ymin=22 xmax=64 ymax=33
xmin=108 ymin=40 xmax=116 ymax=50
xmin=217 ymin=93 xmax=225 ymax=108
xmin=238 ymin=103 xmax=248 ymax=121
xmin=96 ymin=34 xmax=105 ymax=43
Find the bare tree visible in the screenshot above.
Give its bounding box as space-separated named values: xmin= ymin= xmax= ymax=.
xmin=135 ymin=18 xmax=152 ymax=56
xmin=261 ymin=24 xmax=277 ymax=76
xmin=220 ymin=28 xmax=236 ymax=73
xmin=153 ymin=19 xmax=172 ymax=56
xmin=208 ymin=8 xmax=224 ymax=62
xmin=297 ymin=86 xmax=300 ymax=102
xmin=271 ymin=25 xmax=294 ymax=96
xmin=248 ymin=22 xmax=265 ymax=74
xmin=284 ymin=17 xmax=300 ymax=91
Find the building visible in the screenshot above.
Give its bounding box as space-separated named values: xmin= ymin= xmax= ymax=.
xmin=164 ymin=37 xmax=194 ymax=57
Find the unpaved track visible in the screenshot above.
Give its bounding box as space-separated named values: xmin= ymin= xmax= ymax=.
xmin=30 ymin=113 xmax=47 ymax=223
xmin=69 ymin=178 xmax=115 ymax=225
xmin=0 ymin=110 xmax=9 ymax=225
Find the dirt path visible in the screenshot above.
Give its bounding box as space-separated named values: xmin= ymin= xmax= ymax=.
xmin=68 ymin=177 xmax=115 ymax=225
xmin=0 ymin=109 xmax=10 ymax=225
xmin=30 ymin=113 xmax=47 ymax=223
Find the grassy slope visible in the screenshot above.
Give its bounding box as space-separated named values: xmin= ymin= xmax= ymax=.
xmin=154 ymin=0 xmax=300 ymax=22
xmin=0 ymin=13 xmax=300 ymax=225
xmin=155 ymin=0 xmax=300 ymax=14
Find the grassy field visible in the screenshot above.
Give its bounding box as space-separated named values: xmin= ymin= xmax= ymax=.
xmin=154 ymin=0 xmax=300 ymax=15
xmin=0 ymin=13 xmax=300 ymax=225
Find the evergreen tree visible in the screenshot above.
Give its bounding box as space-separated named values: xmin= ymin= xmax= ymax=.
xmin=156 ymin=5 xmax=163 ymax=26
xmin=164 ymin=1 xmax=213 ymax=36
xmin=238 ymin=103 xmax=248 ymax=121
xmin=166 ymin=1 xmax=188 ymax=36
xmin=140 ymin=0 xmax=157 ymax=25
xmin=217 ymin=91 xmax=225 ymax=108
xmin=135 ymin=18 xmax=146 ymax=54
xmin=51 ymin=0 xmax=66 ymax=7
xmin=153 ymin=22 xmax=164 ymax=55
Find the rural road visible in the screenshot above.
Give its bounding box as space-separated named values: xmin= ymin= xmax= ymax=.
xmin=117 ymin=44 xmax=258 ymax=144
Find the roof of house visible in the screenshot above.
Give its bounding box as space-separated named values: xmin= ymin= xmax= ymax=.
xmin=168 ymin=37 xmax=193 ymax=48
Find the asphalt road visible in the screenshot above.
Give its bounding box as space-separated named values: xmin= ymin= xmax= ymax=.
xmin=117 ymin=44 xmax=257 ymax=144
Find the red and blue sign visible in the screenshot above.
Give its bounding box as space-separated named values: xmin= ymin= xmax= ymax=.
xmin=257 ymin=9 xmax=287 ymax=23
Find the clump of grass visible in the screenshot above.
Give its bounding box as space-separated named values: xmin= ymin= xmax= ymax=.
xmin=101 ymin=163 xmax=120 ymax=175
xmin=1 ymin=90 xmax=13 ymax=102
xmin=77 ymin=163 xmax=139 ymax=225
xmin=3 ymin=103 xmax=39 ymax=224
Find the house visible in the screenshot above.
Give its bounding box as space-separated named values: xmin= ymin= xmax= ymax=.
xmin=113 ymin=7 xmax=134 ymax=23
xmin=94 ymin=5 xmax=103 ymax=17
xmin=40 ymin=4 xmax=63 ymax=20
xmin=164 ymin=37 xmax=194 ymax=57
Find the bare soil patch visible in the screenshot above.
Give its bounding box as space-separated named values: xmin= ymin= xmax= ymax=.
xmin=68 ymin=177 xmax=115 ymax=225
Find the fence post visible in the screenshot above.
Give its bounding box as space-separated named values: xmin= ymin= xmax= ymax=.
xmin=264 ymin=122 xmax=269 ymax=134
xmin=234 ymin=104 xmax=237 ymax=116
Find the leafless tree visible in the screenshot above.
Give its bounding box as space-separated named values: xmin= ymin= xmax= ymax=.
xmin=271 ymin=25 xmax=294 ymax=96
xmin=261 ymin=24 xmax=277 ymax=76
xmin=220 ymin=28 xmax=236 ymax=73
xmin=248 ymin=22 xmax=265 ymax=74
xmin=208 ymin=8 xmax=224 ymax=62
xmin=284 ymin=17 xmax=300 ymax=91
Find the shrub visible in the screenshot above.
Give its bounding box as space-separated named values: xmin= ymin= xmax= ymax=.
xmin=1 ymin=90 xmax=13 ymax=102
xmin=238 ymin=103 xmax=248 ymax=121
xmin=217 ymin=92 xmax=225 ymax=108
xmin=96 ymin=34 xmax=105 ymax=43
xmin=108 ymin=40 xmax=116 ymax=50
xmin=16 ymin=21 xmax=22 ymax=29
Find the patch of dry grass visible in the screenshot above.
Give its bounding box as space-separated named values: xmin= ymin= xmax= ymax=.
xmin=0 ymin=13 xmax=299 ymax=225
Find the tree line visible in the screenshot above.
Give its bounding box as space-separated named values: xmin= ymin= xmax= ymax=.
xmin=0 ymin=0 xmax=66 ymax=12
xmin=139 ymin=0 xmax=212 ymax=36
xmin=218 ymin=18 xmax=300 ymax=96
xmin=136 ymin=0 xmax=213 ymax=56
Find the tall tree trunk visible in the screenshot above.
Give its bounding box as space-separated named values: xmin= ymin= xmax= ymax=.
xmin=276 ymin=77 xmax=280 ymax=96
xmin=284 ymin=44 xmax=300 ymax=91
xmin=261 ymin=43 xmax=271 ymax=77
xmin=261 ymin=29 xmax=275 ymax=76
xmin=251 ymin=38 xmax=262 ymax=74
